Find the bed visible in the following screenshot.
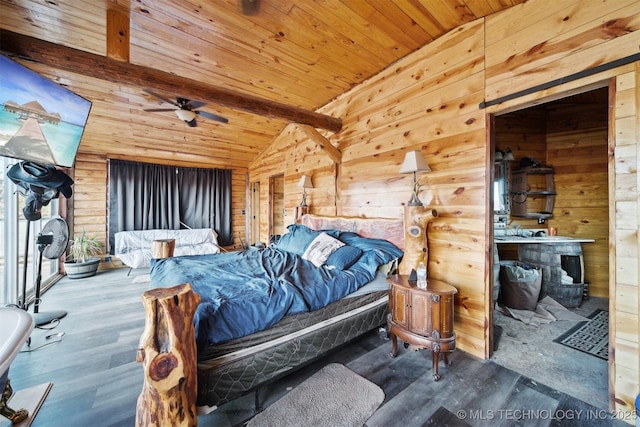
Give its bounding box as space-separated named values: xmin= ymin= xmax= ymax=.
xmin=148 ymin=214 xmax=404 ymax=411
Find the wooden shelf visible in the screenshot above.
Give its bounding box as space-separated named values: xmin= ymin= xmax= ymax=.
xmin=510 ymin=167 xmax=555 ymax=219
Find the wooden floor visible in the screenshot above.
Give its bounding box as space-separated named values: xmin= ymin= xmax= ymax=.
xmin=3 ymin=268 xmax=629 ymax=426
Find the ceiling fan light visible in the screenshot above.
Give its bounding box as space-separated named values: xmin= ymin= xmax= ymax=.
xmin=176 ymin=109 xmax=196 ymax=122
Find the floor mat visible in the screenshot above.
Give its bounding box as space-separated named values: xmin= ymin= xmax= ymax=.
xmin=554 ymin=309 xmax=608 ymax=360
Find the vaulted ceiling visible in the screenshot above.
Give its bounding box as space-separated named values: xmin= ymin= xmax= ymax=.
xmin=0 ymin=0 xmax=526 ymax=168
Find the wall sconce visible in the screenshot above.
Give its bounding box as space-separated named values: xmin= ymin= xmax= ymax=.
xmin=399 ymin=150 xmax=431 ymax=206
xmin=297 ymin=175 xmax=313 ymax=207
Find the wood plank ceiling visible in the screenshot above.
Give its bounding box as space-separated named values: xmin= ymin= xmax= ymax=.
xmin=0 ymin=0 xmax=526 ymax=169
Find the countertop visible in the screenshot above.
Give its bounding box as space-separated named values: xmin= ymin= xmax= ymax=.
xmin=494 ymin=235 xmax=595 ymax=244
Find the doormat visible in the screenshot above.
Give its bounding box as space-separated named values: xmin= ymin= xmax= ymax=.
xmin=554 ymin=309 xmax=608 ymax=360
xmin=246 ymin=363 xmax=384 ymax=427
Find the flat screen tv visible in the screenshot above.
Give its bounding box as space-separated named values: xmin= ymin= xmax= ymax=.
xmin=0 ymin=54 xmax=92 ymax=168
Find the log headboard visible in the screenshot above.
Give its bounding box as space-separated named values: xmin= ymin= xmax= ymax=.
xmin=300 ymin=214 xmax=404 ymax=250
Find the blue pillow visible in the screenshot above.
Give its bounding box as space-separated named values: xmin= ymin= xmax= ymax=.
xmin=325 ymin=245 xmax=363 ymax=270
xmin=273 ymin=224 xmax=344 ymax=256
xmin=273 ymin=224 xmax=319 ymax=256
xmin=337 ymin=232 xmax=403 ymax=265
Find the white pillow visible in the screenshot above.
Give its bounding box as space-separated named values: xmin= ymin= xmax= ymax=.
xmin=302 ymin=232 xmax=345 ymax=267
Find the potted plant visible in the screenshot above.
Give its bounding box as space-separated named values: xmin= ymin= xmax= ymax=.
xmin=64 ymin=229 xmax=102 ymax=279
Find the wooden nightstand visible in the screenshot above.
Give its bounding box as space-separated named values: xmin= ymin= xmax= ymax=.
xmin=387 ymin=274 xmax=457 ymax=381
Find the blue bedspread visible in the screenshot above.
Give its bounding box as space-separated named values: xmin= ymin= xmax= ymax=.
xmin=149 ymin=233 xmax=402 ymax=352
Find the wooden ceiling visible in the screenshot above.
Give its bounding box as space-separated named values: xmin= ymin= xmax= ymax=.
xmin=0 ymin=0 xmax=526 ymax=169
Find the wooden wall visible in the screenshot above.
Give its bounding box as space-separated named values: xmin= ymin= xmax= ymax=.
xmin=546 ymin=91 xmax=609 ymax=298
xmin=612 ymin=66 xmax=640 ymax=420
xmin=250 ymin=0 xmax=640 ymax=416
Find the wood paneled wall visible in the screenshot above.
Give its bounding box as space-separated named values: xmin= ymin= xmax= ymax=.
xmin=612 ymin=66 xmax=640 ymax=420
xmin=250 ymin=0 xmax=640 ymax=416
xmin=546 ymin=92 xmax=609 ymax=298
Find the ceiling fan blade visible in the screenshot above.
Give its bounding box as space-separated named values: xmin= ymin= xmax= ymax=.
xmin=187 ymin=119 xmax=197 ymax=127
xmin=186 ymin=100 xmax=207 ymax=110
xmin=196 ymin=110 xmax=229 ymax=123
xmin=143 ymin=108 xmax=177 ymax=112
xmin=144 ymin=89 xmax=179 ymax=107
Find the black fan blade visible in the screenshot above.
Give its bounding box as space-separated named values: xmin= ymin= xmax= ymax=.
xmin=144 ymin=89 xmax=179 ymax=107
xmin=187 ymin=118 xmax=197 ymax=127
xmin=186 ymin=100 xmax=207 ymax=110
xmin=196 ymin=110 xmax=229 ymax=124
xmin=143 ymin=108 xmax=177 ymax=112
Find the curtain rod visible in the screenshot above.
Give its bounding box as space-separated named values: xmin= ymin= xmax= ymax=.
xmin=479 ymin=52 xmax=640 ymax=109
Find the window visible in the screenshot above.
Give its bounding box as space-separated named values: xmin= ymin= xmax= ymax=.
xmin=1 ymin=157 xmax=60 ymax=307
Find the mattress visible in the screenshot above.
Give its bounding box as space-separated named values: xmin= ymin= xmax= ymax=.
xmin=196 ymin=272 xmax=390 ymax=408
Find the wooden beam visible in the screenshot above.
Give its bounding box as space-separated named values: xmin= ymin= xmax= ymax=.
xmin=106 ymin=5 xmax=130 ymax=62
xmin=0 ymin=29 xmax=342 ymax=133
xmin=298 ymin=124 xmax=342 ymax=164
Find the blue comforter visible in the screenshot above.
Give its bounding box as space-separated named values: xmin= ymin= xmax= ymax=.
xmin=149 ymin=232 xmax=402 ymax=352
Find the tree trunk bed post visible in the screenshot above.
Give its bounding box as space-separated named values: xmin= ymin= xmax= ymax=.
xmin=399 ymin=206 xmax=438 ymax=275
xmin=136 ymin=283 xmax=200 ymax=427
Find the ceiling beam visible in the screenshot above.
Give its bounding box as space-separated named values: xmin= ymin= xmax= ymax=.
xmin=106 ymin=5 xmax=130 ymax=62
xmin=298 ymin=124 xmax=341 ymax=164
xmin=0 ymin=29 xmax=342 ymax=133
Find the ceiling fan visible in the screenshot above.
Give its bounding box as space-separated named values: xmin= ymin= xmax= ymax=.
xmin=143 ymin=89 xmax=229 ymax=127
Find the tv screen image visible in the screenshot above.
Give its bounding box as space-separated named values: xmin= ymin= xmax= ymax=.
xmin=0 ymin=54 xmax=92 ymax=168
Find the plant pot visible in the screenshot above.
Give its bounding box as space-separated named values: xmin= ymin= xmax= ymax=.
xmin=64 ymin=258 xmax=100 ymax=279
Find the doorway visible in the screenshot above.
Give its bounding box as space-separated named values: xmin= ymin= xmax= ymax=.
xmin=269 ymin=174 xmax=285 ymax=244
xmin=251 ymin=181 xmax=260 ymax=246
xmin=489 ymin=86 xmax=610 ymax=409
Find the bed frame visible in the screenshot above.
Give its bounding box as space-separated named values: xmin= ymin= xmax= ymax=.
xmin=195 ymin=214 xmax=404 ymax=413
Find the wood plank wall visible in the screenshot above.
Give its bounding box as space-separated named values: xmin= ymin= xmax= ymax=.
xmin=250 ymin=0 xmax=640 ymax=416
xmin=612 ymin=66 xmax=640 ymax=419
xmin=546 ymin=91 xmax=609 ymax=298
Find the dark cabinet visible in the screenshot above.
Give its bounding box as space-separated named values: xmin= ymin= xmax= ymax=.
xmin=387 ymin=274 xmax=457 ymax=381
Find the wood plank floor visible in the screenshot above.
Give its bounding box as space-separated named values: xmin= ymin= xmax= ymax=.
xmin=3 ymin=268 xmax=629 ymax=426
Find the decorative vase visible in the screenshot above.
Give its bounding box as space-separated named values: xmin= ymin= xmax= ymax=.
xmin=64 ymin=258 xmax=100 ymax=279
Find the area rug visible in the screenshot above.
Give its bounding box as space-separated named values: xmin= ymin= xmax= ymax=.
xmin=0 ymin=382 xmax=52 ymax=427
xmin=246 ymin=363 xmax=384 ymax=427
xmin=554 ymin=309 xmax=608 ymax=360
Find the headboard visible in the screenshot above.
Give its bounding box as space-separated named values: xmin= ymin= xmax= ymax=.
xmin=300 ymin=214 xmax=404 ymax=250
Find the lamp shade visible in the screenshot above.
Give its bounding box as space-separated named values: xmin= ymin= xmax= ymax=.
xmin=176 ymin=109 xmax=197 ymax=122
xmin=399 ymin=150 xmax=431 ymax=173
xmin=503 ymin=148 xmax=515 ymax=161
xmin=298 ymin=175 xmax=313 ymax=189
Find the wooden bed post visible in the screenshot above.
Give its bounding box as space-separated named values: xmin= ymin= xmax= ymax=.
xmin=136 ymin=283 xmax=201 ymax=427
xmin=399 ymin=206 xmax=438 ymax=276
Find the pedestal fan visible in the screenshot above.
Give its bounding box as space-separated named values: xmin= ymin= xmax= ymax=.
xmin=19 ymin=217 xmax=69 ymax=327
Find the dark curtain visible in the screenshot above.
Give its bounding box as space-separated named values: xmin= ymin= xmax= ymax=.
xmin=108 ymin=160 xmax=232 ymax=252
xmin=177 ymin=167 xmax=232 ymax=243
